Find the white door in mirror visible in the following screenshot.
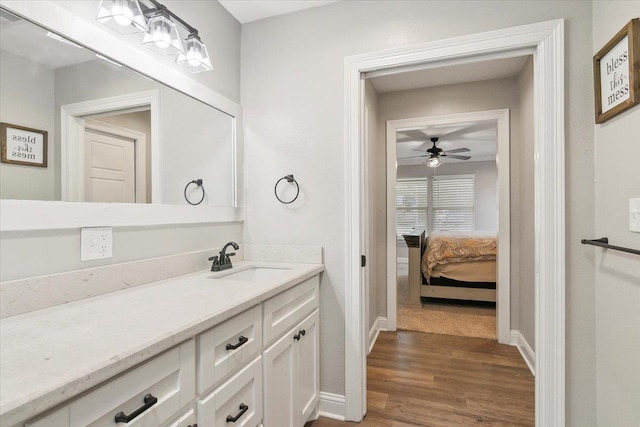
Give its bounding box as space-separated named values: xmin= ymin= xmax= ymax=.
xmin=84 ymin=129 xmax=136 ymax=203
xmin=81 ymin=227 xmax=113 ymax=261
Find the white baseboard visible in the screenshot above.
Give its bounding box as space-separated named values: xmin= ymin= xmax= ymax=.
xmin=510 ymin=330 xmax=536 ymax=376
xmin=368 ymin=316 xmax=388 ymax=354
xmin=318 ymin=392 xmax=346 ymax=421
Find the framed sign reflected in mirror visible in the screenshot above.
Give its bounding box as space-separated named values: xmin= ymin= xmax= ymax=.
xmin=593 ymin=18 xmax=640 ymax=124
xmin=1 ymin=122 xmax=48 ymax=167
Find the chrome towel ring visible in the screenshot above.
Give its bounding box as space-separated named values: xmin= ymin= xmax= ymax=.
xmin=274 ymin=174 xmax=300 ymax=204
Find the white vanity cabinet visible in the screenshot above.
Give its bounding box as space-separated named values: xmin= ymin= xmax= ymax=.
xmin=25 ymin=340 xmax=196 ymax=427
xmin=14 ymin=268 xmax=321 ymax=427
xmin=262 ymin=275 xmax=320 ymax=427
xmin=263 ymin=310 xmax=319 ymax=427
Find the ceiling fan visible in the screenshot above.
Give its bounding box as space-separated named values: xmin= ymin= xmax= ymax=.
xmin=399 ymin=137 xmax=471 ymax=168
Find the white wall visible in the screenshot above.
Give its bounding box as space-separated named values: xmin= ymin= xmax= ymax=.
xmin=365 ymin=80 xmax=384 ymax=331
xmin=515 ymin=57 xmax=536 ymax=351
xmin=0 ymin=1 xmax=243 ymax=282
xmin=592 ymin=3 xmax=640 ymax=426
xmin=0 ymin=51 xmax=55 ymax=200
xmin=241 ymin=2 xmax=596 ymax=425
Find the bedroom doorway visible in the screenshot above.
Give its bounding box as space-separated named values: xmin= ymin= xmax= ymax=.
xmin=384 ymin=109 xmax=511 ymax=344
xmin=344 ymin=20 xmax=565 ymax=424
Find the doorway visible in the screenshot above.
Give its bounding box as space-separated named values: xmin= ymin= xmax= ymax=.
xmin=385 ymin=110 xmax=511 ymax=344
xmin=60 ymin=90 xmax=159 ymax=203
xmin=344 ymin=20 xmax=565 ymax=424
xmin=84 ymin=117 xmax=149 ymax=203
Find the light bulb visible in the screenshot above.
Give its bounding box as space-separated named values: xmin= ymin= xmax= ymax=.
xmin=151 ymin=22 xmax=171 ymax=49
xmin=153 ymin=32 xmax=170 ymax=49
xmin=186 ymin=47 xmax=203 ymax=66
xmin=111 ymin=3 xmax=133 ymax=26
xmin=424 ymin=156 xmax=443 ymax=168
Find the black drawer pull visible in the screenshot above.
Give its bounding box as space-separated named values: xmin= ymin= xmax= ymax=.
xmin=187 ymin=425 xmax=198 ymax=427
xmin=114 ymin=393 xmax=158 ymax=423
xmin=226 ymin=403 xmax=249 ymax=422
xmin=226 ymin=335 xmax=249 ymax=351
xmin=293 ymin=329 xmax=306 ymax=341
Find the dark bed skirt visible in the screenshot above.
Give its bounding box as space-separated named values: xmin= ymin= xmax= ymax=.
xmin=423 ymin=275 xmax=497 ymax=289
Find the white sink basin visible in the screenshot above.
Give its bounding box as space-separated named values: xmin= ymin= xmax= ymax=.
xmin=213 ymin=267 xmax=291 ymax=281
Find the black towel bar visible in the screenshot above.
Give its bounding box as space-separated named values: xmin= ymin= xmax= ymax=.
xmin=580 ymin=237 xmax=640 ymax=256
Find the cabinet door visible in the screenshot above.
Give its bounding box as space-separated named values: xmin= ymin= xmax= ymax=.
xmin=262 ymin=330 xmax=296 ymax=427
xmin=295 ymin=310 xmax=319 ymax=424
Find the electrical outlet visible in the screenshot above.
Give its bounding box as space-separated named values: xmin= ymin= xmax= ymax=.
xmin=631 ymin=198 xmax=640 ymax=233
xmin=81 ymin=227 xmax=113 ymax=261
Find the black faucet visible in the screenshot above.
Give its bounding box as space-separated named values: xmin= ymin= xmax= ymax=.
xmin=209 ymin=241 xmax=239 ymax=271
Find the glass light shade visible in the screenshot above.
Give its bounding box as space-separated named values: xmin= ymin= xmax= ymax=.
xmin=176 ymin=35 xmax=213 ymax=73
xmin=142 ymin=14 xmax=184 ymax=56
xmin=424 ymin=156 xmax=443 ymax=168
xmin=96 ymin=0 xmax=147 ymax=35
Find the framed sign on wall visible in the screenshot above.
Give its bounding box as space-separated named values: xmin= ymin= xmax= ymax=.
xmin=593 ymin=18 xmax=640 ymax=124
xmin=0 ymin=122 xmax=48 ymax=167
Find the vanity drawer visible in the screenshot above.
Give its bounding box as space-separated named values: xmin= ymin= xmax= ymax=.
xmin=197 ymin=356 xmax=262 ymax=427
xmin=198 ymin=304 xmax=262 ymax=393
xmin=263 ymin=276 xmax=319 ymax=345
xmin=26 ymin=340 xmax=195 ymax=427
xmin=165 ymin=407 xmax=196 ymax=427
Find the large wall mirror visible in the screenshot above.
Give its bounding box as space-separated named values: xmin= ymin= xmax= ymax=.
xmin=0 ymin=1 xmax=243 ymax=230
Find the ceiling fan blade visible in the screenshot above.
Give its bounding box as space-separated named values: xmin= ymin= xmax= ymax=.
xmin=397 ymin=129 xmax=429 ymax=142
xmin=445 ymin=147 xmax=471 ymax=153
xmin=398 ymin=155 xmax=429 ymax=159
xmin=442 ymin=122 xmax=494 ymax=139
xmin=444 ymin=154 xmax=471 ymax=160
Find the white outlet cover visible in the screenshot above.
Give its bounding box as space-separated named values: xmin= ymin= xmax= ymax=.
xmin=81 ymin=227 xmax=113 ymax=261
xmin=631 ymin=198 xmax=640 ymax=233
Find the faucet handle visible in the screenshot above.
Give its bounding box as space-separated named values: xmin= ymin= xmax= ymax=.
xmin=208 ymin=255 xmax=219 ymax=264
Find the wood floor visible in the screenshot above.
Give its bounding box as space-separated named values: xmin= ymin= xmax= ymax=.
xmin=308 ymin=330 xmax=534 ymax=427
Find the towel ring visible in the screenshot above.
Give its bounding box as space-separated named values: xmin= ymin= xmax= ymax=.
xmin=274 ymin=174 xmax=299 ymax=204
xmin=184 ymin=179 xmax=205 ymax=205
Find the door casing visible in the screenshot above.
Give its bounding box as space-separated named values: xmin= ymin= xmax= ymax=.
xmin=344 ymin=19 xmax=565 ymax=426
xmin=385 ymin=109 xmax=511 ymax=345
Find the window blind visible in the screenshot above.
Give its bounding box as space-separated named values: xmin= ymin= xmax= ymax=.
xmin=396 ymin=178 xmax=428 ymax=236
xmin=432 ymin=175 xmax=475 ymax=231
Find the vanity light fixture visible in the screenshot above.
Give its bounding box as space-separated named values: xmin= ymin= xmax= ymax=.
xmin=96 ymin=0 xmax=147 ymax=35
xmin=96 ymin=0 xmax=213 ymax=73
xmin=424 ymin=156 xmax=443 ymax=168
xmin=141 ymin=5 xmax=183 ymax=55
xmin=176 ymin=32 xmax=213 ymax=73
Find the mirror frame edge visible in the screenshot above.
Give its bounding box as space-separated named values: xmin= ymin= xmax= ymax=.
xmin=0 ymin=0 xmax=244 ymax=231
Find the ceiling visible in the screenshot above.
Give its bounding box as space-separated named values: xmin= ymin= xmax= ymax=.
xmin=396 ymin=121 xmax=497 ymax=166
xmin=219 ymin=0 xmax=339 ymax=24
xmin=370 ymin=55 xmax=529 ymax=93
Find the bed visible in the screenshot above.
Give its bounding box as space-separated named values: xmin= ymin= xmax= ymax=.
xmin=404 ymin=230 xmax=497 ymax=303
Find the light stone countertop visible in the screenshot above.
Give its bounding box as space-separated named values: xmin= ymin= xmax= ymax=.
xmin=0 ymin=260 xmax=323 ymax=427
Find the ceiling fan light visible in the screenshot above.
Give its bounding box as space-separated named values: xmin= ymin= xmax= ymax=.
xmin=96 ymin=0 xmax=147 ymax=35
xmin=424 ymin=156 xmax=443 ymax=168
